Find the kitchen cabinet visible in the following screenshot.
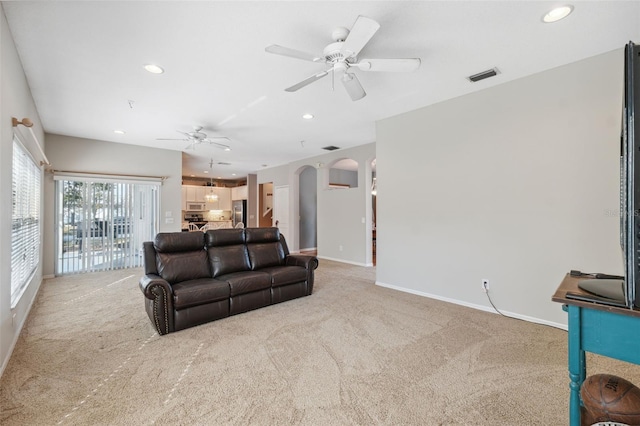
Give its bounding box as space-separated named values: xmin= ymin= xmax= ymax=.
xmin=231 ymin=185 xmax=248 ymax=200
xmin=184 ymin=185 xmax=207 ymax=202
xmin=183 ymin=185 xmax=231 ymax=210
xmin=185 ymin=186 xmax=197 ymax=202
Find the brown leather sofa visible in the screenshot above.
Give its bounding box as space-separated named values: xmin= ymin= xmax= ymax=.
xmin=139 ymin=227 xmax=318 ymax=335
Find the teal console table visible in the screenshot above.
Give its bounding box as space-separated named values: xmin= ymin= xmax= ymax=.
xmin=553 ymin=274 xmax=640 ymax=426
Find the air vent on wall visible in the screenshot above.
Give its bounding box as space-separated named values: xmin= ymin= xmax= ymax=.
xmin=467 ymin=67 xmax=500 ymax=83
xmin=322 ymin=145 xmax=340 ymax=151
xmin=217 ymin=162 xmax=231 ymax=166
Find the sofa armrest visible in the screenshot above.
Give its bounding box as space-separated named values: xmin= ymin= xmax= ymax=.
xmin=285 ymin=255 xmax=319 ymax=270
xmin=285 ymin=255 xmax=318 ymax=296
xmin=139 ymin=274 xmax=173 ymax=299
xmin=139 ymin=274 xmax=174 ymax=335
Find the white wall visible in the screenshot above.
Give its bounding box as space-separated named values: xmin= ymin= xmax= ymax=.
xmin=376 ymin=49 xmax=624 ymax=328
xmin=257 ymin=142 xmax=375 ymax=265
xmin=43 ymin=134 xmax=183 ymax=277
xmin=0 ymin=5 xmax=46 ymax=375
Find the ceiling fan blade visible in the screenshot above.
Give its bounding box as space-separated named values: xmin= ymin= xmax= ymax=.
xmin=341 ymin=72 xmax=366 ymax=101
xmin=265 ymin=44 xmax=324 ymax=63
xmin=208 ymin=141 xmax=232 ymax=151
xmin=355 ymin=58 xmax=421 ymax=72
xmin=341 ymin=16 xmax=380 ymax=57
xmin=156 ymin=138 xmax=190 ymax=141
xmin=285 ymin=70 xmax=329 ymax=92
xmin=203 ymin=137 xmax=231 ymax=149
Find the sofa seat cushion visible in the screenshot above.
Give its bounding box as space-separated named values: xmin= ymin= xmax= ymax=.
xmin=260 ymin=265 xmax=307 ymax=287
xmin=172 ymin=278 xmax=230 ymax=310
xmin=216 ymin=271 xmax=271 ymax=296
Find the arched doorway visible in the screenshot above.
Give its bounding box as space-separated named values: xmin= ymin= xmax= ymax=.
xmin=297 ymin=165 xmax=317 ymax=253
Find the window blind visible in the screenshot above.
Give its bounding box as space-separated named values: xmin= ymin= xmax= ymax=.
xmin=11 ymin=136 xmax=41 ymax=306
xmin=55 ymin=178 xmax=159 ymax=275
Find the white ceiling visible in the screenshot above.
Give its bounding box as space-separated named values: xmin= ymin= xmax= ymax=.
xmin=3 ymin=1 xmax=640 ymax=179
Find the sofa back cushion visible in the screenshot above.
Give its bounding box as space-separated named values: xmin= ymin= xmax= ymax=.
xmin=206 ymin=228 xmax=250 ymax=277
xmin=154 ymin=232 xmax=210 ymax=284
xmin=205 ymin=228 xmax=246 ymax=247
xmin=245 ymin=228 xmax=286 ymax=270
xmin=208 ymin=245 xmax=251 ymax=277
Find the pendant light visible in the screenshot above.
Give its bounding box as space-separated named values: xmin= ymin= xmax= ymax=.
xmin=204 ymin=177 xmax=218 ymax=202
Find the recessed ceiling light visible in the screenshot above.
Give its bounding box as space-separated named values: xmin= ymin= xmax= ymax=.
xmin=224 ymin=147 xmax=231 ymax=152
xmin=113 ymin=129 xmax=125 ymax=135
xmin=232 ymin=173 xmax=236 ymax=176
xmin=302 ymin=113 xmax=314 ymax=120
xmin=144 ymin=64 xmax=164 ymax=74
xmin=203 ymin=171 xmax=209 ymax=174
xmin=542 ymin=5 xmax=573 ymax=23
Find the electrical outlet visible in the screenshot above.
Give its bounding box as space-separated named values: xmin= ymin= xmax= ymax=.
xmin=482 ymin=279 xmax=489 ymax=292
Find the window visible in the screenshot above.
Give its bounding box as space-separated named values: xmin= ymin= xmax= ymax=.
xmin=54 ymin=177 xmax=160 ymax=274
xmin=11 ymin=136 xmax=41 ymax=306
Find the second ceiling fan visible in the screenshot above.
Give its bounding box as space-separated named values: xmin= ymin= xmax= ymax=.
xmin=265 ymin=15 xmax=421 ymax=101
xmin=157 ymin=126 xmax=231 ymax=151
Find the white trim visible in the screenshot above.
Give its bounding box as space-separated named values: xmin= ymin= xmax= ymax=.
xmin=53 ymin=171 xmax=163 ymax=185
xmin=1 ymin=278 xmax=43 ymax=378
xmin=317 ymin=255 xmax=371 ymax=267
xmin=375 ymin=280 xmax=568 ymax=331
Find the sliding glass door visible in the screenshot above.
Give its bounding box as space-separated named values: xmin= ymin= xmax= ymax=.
xmin=54 ymin=177 xmax=160 ymax=275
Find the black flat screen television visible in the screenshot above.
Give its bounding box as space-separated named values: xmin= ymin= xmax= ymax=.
xmin=575 ymin=41 xmax=640 ymax=309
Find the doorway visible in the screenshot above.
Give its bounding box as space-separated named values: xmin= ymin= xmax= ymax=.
xmin=258 ymin=182 xmax=273 ymax=227
xmin=274 ymin=185 xmax=290 ymax=241
xmin=54 ymin=178 xmax=159 ymax=274
xmin=371 ymin=158 xmax=376 ymax=265
xmin=298 ymin=166 xmax=317 ymax=253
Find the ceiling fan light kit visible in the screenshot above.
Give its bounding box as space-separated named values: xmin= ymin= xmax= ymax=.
xmin=265 ymin=15 xmax=421 ymax=101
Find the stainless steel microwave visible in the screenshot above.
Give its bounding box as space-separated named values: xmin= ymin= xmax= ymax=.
xmin=186 ymin=202 xmax=206 ymax=211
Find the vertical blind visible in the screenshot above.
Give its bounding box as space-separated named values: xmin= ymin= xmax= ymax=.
xmin=11 ymin=137 xmax=41 ymax=306
xmin=54 ymin=176 xmax=160 ymax=275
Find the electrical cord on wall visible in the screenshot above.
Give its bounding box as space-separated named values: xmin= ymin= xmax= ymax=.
xmin=482 ymin=281 xmax=520 ymax=321
xmin=485 ymin=290 xmax=507 ymax=318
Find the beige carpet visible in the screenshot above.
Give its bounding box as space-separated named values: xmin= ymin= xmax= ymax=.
xmin=2 ymin=261 xmax=640 ymax=425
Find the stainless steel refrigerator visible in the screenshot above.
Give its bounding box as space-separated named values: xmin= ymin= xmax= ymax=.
xmin=232 ymin=200 xmax=247 ymax=228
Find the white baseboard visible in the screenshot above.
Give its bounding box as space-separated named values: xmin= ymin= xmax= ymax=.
xmin=375 ymin=280 xmax=567 ymax=331
xmin=1 ymin=277 xmax=44 ymax=378
xmin=317 ymin=255 xmax=371 ymax=268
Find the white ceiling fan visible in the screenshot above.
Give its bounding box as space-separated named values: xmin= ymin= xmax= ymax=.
xmin=157 ymin=126 xmax=231 ymax=151
xmin=265 ymin=15 xmax=421 ymax=101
